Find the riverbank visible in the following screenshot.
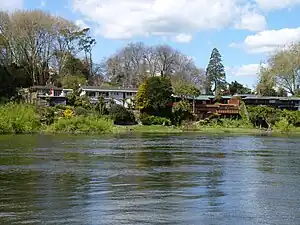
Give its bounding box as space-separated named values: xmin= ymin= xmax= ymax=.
xmin=1 ymin=103 xmax=300 ymax=136
xmin=110 ymin=125 xmax=300 ymax=135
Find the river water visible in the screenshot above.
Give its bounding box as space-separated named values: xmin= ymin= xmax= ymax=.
xmin=0 ymin=134 xmax=300 ymax=225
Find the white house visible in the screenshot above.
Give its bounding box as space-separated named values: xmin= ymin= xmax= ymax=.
xmin=79 ymin=86 xmax=138 ymax=108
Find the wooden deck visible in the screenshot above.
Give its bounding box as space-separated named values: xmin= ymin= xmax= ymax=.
xmin=194 ymin=104 xmax=240 ymax=115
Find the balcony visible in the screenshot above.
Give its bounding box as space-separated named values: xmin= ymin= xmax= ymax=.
xmin=194 ymin=104 xmax=240 ymax=115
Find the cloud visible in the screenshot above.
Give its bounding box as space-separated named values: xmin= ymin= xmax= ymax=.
xmin=71 ymin=0 xmax=270 ymax=40
xmin=230 ymin=27 xmax=300 ymax=53
xmin=254 ymin=0 xmax=300 ymax=10
xmin=226 ymin=63 xmax=265 ymax=77
xmin=0 ymin=0 xmax=23 ymax=10
xmin=173 ymin=33 xmax=193 ymax=43
xmin=75 ymin=19 xmax=89 ymax=29
xmin=40 ymin=0 xmax=46 ymax=7
xmin=235 ymin=12 xmax=266 ymax=32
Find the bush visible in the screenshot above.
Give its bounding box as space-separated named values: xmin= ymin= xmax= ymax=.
xmin=172 ymin=100 xmax=193 ymax=125
xmin=47 ymin=116 xmax=113 ymax=134
xmin=140 ymin=114 xmax=172 ymax=126
xmin=95 ymin=96 xmax=108 ymax=115
xmin=54 ymin=104 xmax=68 ymax=110
xmin=108 ymin=104 xmax=136 ymax=125
xmin=36 ymin=106 xmax=55 ymax=125
xmin=275 ymin=118 xmax=293 ymax=132
xmin=197 ymin=118 xmax=252 ymax=129
xmin=74 ymin=106 xmax=89 ymax=116
xmin=0 ymin=103 xmax=41 ymax=134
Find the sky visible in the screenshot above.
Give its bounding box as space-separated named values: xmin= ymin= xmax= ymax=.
xmin=1 ymin=0 xmax=300 ymax=89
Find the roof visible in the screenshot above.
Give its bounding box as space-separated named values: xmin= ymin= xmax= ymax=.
xmin=244 ymin=96 xmax=300 ymax=101
xmin=81 ymin=86 xmax=138 ymax=92
xmin=31 ymin=85 xmax=63 ymax=90
xmin=194 ymin=95 xmax=215 ymax=100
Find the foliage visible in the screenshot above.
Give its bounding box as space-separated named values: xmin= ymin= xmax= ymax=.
xmin=74 ymin=106 xmax=89 ymax=116
xmin=282 ymin=109 xmax=300 ymax=126
xmin=60 ymin=74 xmax=87 ymax=90
xmin=139 ymin=114 xmax=172 ymax=126
xmin=36 ymin=106 xmax=55 ymax=125
xmin=95 ymin=96 xmax=108 ymax=115
xmin=108 ymin=104 xmax=136 ymax=125
xmin=136 ymin=77 xmax=173 ymax=116
xmin=274 ymin=118 xmax=294 ymax=132
xmin=205 ymin=48 xmax=227 ymax=95
xmin=47 ymin=116 xmax=113 ymax=134
xmin=0 ymin=103 xmax=41 ymax=134
xmin=256 ymin=43 xmax=300 ymax=96
xmin=66 ymin=92 xmax=92 ymax=109
xmin=247 ymin=106 xmax=282 ymax=129
xmin=172 ymin=100 xmax=193 ymax=125
xmin=171 ymin=75 xmax=201 ymax=97
xmin=228 ymin=81 xmax=251 ymax=95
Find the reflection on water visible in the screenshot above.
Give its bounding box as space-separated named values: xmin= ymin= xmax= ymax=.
xmin=1 ymin=134 xmax=300 ymax=224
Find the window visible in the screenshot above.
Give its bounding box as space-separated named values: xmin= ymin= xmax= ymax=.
xmin=87 ymin=92 xmax=96 ymax=97
xmin=269 ymin=100 xmax=275 ymax=103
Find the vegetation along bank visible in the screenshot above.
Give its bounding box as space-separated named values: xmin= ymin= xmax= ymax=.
xmin=1 ymin=10 xmax=300 ymax=135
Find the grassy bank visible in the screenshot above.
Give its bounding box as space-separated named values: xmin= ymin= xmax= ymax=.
xmin=1 ymin=103 xmax=300 ymax=136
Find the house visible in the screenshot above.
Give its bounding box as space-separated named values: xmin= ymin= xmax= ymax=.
xmin=24 ymin=86 xmax=73 ymax=106
xmin=79 ymin=86 xmax=138 ymax=108
xmin=240 ymin=95 xmax=300 ymax=110
xmin=171 ymin=95 xmax=241 ymax=119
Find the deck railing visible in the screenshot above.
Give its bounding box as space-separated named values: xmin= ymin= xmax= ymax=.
xmin=194 ymin=104 xmax=240 ymax=114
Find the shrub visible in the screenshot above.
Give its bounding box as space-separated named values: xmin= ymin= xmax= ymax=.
xmin=95 ymin=96 xmax=108 ymax=115
xmin=48 ymin=116 xmax=113 ymax=134
xmin=108 ymin=104 xmax=136 ymax=125
xmin=275 ymin=118 xmax=293 ymax=132
xmin=140 ymin=114 xmax=172 ymax=126
xmin=172 ymin=100 xmax=193 ymax=125
xmin=36 ymin=106 xmax=55 ymax=125
xmin=74 ymin=106 xmax=88 ymax=116
xmin=0 ymin=103 xmax=41 ymax=134
xmin=54 ymin=104 xmax=68 ymax=110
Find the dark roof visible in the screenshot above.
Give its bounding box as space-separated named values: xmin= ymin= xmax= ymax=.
xmin=81 ymin=86 xmax=138 ymax=92
xmin=31 ymin=85 xmax=63 ymax=90
xmin=244 ymin=96 xmax=300 ymax=101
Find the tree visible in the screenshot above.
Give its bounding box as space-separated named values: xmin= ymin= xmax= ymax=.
xmin=60 ymin=74 xmax=87 ymax=90
xmin=260 ymin=43 xmax=300 ymax=96
xmin=205 ymin=48 xmax=227 ymax=95
xmin=256 ymin=65 xmax=278 ymax=96
xmin=172 ymin=74 xmax=200 ymax=98
xmin=0 ymin=10 xmax=96 ymax=87
xmin=228 ymin=81 xmax=251 ymax=95
xmin=136 ymin=77 xmax=173 ymax=116
xmin=102 ymin=42 xmax=204 ymax=88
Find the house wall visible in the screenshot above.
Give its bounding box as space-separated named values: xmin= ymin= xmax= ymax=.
xmin=83 ymin=89 xmax=137 ymax=108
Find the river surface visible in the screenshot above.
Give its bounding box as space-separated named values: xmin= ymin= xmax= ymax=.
xmin=0 ymin=134 xmax=300 ymax=225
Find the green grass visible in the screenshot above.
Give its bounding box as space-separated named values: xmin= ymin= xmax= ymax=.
xmin=112 ymin=125 xmax=182 ymax=134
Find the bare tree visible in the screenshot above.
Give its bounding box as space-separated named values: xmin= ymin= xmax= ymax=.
xmin=102 ymin=42 xmax=204 ymax=89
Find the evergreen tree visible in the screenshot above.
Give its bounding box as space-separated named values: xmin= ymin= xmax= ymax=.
xmin=205 ymin=48 xmax=227 ymax=95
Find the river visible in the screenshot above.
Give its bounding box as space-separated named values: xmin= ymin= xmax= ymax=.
xmin=0 ymin=134 xmax=300 ymax=225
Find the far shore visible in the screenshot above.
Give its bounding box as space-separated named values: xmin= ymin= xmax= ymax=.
xmin=32 ymin=125 xmax=300 ymax=136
